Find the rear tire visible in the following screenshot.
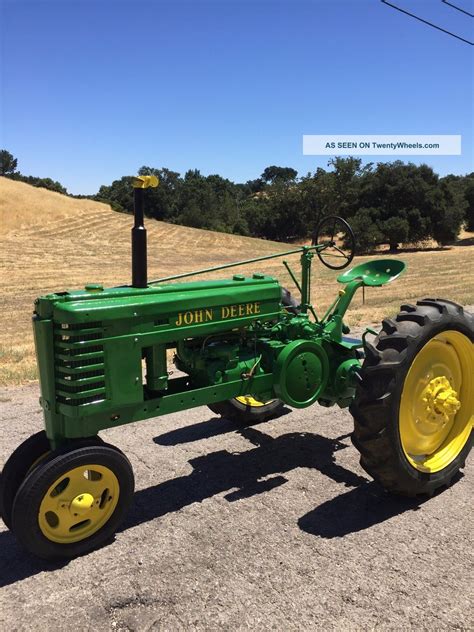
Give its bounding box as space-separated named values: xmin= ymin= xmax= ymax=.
xmin=351 ymin=298 xmax=473 ymax=496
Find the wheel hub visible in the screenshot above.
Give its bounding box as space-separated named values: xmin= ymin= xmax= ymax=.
xmin=37 ymin=464 xmax=121 ymax=544
xmin=399 ymin=329 xmax=472 ymax=473
xmin=70 ymin=492 xmax=95 ymax=516
xmin=422 ymin=376 xmax=461 ymax=426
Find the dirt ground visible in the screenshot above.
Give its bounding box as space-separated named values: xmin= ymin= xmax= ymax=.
xmin=0 ymin=378 xmax=472 ymax=631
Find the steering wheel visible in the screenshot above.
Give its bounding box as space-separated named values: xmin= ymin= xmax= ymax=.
xmin=312 ymin=215 xmax=356 ymax=270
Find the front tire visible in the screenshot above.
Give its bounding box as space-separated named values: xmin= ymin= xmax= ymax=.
xmin=11 ymin=442 xmax=134 ymax=560
xmin=351 ymin=298 xmax=473 ymax=496
xmin=0 ymin=431 xmax=51 ymax=529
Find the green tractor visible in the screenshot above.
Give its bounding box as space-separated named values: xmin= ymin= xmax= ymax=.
xmin=1 ymin=176 xmax=472 ymax=560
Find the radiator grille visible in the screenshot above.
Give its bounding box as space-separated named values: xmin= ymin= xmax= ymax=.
xmin=54 ymin=322 xmax=106 ymax=406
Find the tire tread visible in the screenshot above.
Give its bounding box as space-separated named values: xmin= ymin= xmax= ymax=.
xmin=350 ymin=298 xmax=473 ymax=496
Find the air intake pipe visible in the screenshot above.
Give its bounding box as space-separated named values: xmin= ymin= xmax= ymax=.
xmin=131 ymin=175 xmax=159 ymax=288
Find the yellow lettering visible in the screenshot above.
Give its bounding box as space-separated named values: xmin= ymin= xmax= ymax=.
xmin=176 ymin=308 xmax=215 ymax=325
xmin=177 ymin=303 xmax=260 ymax=325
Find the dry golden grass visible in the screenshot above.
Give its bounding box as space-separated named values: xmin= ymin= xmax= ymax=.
xmin=1 ymin=177 xmax=473 ymax=385
xmin=0 ymin=176 xmax=114 ymax=233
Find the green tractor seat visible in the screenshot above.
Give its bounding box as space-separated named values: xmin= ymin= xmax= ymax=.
xmin=337 ymin=259 xmax=406 ymax=287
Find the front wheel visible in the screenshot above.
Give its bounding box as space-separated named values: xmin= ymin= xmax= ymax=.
xmin=0 ymin=433 xmax=104 ymax=530
xmin=351 ymin=298 xmax=473 ymax=496
xmin=0 ymin=431 xmax=51 ymax=529
xmin=11 ymin=442 xmax=134 ymax=560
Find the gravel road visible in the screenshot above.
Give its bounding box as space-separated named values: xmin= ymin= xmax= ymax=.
xmin=0 ymin=377 xmax=472 ymax=631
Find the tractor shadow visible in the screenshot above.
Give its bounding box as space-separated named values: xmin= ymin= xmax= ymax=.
xmin=153 ymin=406 xmax=292 ymax=445
xmin=0 ymin=418 xmax=453 ymax=588
xmin=299 ymin=483 xmax=419 ymax=538
xmin=127 ymin=425 xmax=368 ymax=528
xmin=128 ymin=424 xmax=437 ymax=534
xmin=298 ymin=469 xmax=462 ymax=538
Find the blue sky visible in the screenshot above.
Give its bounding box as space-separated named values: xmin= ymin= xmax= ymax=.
xmin=1 ymin=0 xmax=473 ymax=194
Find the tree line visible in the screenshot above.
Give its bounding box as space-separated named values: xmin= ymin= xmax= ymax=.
xmin=2 ymin=149 xmax=473 ymax=252
xmin=0 ymin=149 xmax=67 ymax=195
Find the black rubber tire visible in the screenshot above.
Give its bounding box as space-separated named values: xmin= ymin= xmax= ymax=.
xmin=0 ymin=433 xmax=105 ymax=530
xmin=350 ymin=298 xmax=473 ymax=497
xmin=0 ymin=431 xmax=51 ymax=529
xmin=11 ymin=442 xmax=134 ymax=560
xmin=207 ymin=287 xmax=298 ymax=423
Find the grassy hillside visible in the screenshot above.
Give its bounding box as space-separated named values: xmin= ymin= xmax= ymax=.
xmin=1 ymin=176 xmax=473 ymax=385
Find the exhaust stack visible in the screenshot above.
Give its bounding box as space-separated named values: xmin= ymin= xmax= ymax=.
xmin=131 ymin=175 xmax=159 ymax=288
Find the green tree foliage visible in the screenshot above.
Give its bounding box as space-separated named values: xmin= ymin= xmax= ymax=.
xmin=3 ymin=147 xmax=472 ymax=250
xmin=175 ymin=170 xmax=247 ymax=233
xmin=96 ymin=159 xmax=470 ymax=249
xmin=356 ymin=161 xmax=436 ymax=248
xmin=97 ymin=167 xmax=248 ymax=234
xmin=346 ymin=161 xmax=467 ymax=251
xmin=342 ymin=208 xmax=383 ymax=252
xmin=464 ymin=180 xmax=474 ymax=232
xmin=379 ymin=217 xmax=410 ymax=251
xmin=138 ymin=166 xmax=181 ymax=221
xmin=432 ymin=178 xmax=467 ymax=245
xmin=243 ymin=183 xmax=308 ymax=241
xmin=295 ymin=159 xmax=372 ymax=239
xmin=0 ymin=150 xmax=18 ymax=175
xmin=10 ymin=173 xmax=67 ymax=194
xmin=440 ymin=172 xmax=474 ymax=233
xmin=261 ymin=166 xmax=298 ymax=185
xmin=97 ymin=176 xmax=134 ymax=213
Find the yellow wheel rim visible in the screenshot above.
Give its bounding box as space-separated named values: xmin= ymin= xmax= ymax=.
xmin=400 ymin=330 xmax=473 ymax=473
xmin=234 ymin=395 xmax=275 ymax=408
xmin=38 ymin=464 xmax=120 ymax=544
